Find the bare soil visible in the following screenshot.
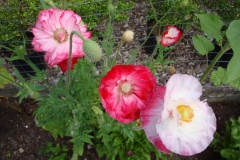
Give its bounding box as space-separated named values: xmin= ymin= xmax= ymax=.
xmin=1 ymin=97 xmax=240 ymax=160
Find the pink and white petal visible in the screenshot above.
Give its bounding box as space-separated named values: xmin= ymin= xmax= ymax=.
xmin=165 ymin=74 xmax=202 ymax=103
xmin=59 ymin=10 xmax=75 ymax=29
xmin=140 ymin=86 xmax=170 ymax=154
xmin=165 ymin=26 xmax=181 ymax=38
xmin=160 ymin=37 xmax=178 ymax=46
xmin=158 ymin=101 xmax=216 ymax=156
xmin=123 ymin=94 xmax=146 ymax=110
xmin=48 ymin=8 xmax=62 ymax=29
xmin=32 ymin=27 xmax=53 ymax=39
xmin=36 ymin=38 xmax=58 ymax=53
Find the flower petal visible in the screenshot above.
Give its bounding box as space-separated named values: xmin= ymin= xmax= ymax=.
xmin=99 ymin=65 xmax=157 ymax=123
xmin=160 ymin=25 xmax=182 ymax=46
xmin=164 ymin=74 xmax=202 ymax=105
xmin=140 ymin=86 xmax=170 ymax=154
xmin=31 ymin=8 xmax=91 ymax=69
xmin=157 ymin=100 xmax=216 ymax=156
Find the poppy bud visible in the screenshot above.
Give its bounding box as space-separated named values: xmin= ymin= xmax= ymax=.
xmin=83 ymin=40 xmax=103 ymax=62
xmin=122 ymin=30 xmax=134 ymax=42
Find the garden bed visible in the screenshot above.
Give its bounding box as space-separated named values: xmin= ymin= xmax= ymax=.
xmin=0 ymin=1 xmax=240 ymax=160
xmin=1 ymin=98 xmax=240 ymax=159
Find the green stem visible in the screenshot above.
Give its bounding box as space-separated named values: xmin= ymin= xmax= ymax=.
xmin=200 ymin=41 xmax=231 ymax=83
xmin=66 ymin=31 xmax=87 ymax=90
xmin=113 ymin=39 xmax=123 ymax=63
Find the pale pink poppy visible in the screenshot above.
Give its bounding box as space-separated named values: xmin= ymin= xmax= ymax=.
xmin=31 ymin=8 xmax=91 ymax=72
xmin=160 ymin=25 xmax=182 ymax=46
xmin=99 ymin=64 xmax=157 ymax=124
xmin=141 ymin=74 xmax=216 ymax=156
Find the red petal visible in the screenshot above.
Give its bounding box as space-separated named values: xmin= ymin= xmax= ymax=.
xmin=140 ymin=86 xmax=170 ymax=154
xmin=57 ymin=57 xmax=79 ymax=73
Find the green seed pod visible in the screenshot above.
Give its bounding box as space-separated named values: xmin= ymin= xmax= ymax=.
xmin=83 ymin=40 xmax=103 ymax=62
xmin=181 ymin=0 xmax=189 ymax=6
xmin=107 ymin=4 xmax=115 ymax=12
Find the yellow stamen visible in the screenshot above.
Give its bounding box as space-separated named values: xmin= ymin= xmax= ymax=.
xmin=177 ymin=105 xmax=194 ymax=122
xmin=118 ymin=81 xmax=133 ymax=96
xmin=122 ymin=83 xmax=131 ymax=93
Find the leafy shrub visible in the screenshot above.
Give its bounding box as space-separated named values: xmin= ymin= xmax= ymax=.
xmin=95 ymin=114 xmax=169 ymax=160
xmin=0 ymin=0 xmax=39 ymax=44
xmin=147 ymin=0 xmax=200 ymax=28
xmin=211 ymin=117 xmax=240 ymax=160
xmin=66 ymin=0 xmax=134 ymax=30
xmin=192 ymin=0 xmax=240 ymax=24
xmin=38 ymin=142 xmax=69 ymax=160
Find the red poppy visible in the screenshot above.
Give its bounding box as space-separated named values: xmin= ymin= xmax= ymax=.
xmin=160 ymin=25 xmax=182 ymax=46
xmin=99 ymin=64 xmax=157 ymax=124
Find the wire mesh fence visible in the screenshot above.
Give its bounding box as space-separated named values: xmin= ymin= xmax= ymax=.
xmin=0 ymin=0 xmax=240 ymax=101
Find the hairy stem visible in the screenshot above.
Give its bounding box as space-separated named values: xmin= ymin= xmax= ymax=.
xmin=66 ymin=31 xmax=86 ymax=90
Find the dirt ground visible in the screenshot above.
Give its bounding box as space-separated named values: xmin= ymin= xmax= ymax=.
xmin=0 ymin=97 xmax=239 ymax=160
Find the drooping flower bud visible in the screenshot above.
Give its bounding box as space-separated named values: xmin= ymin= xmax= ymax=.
xmin=83 ymin=40 xmax=103 ymax=62
xmin=122 ymin=30 xmax=134 ymax=42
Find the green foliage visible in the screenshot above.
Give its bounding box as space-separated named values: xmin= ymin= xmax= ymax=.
xmin=193 ymin=13 xmax=240 ymax=89
xmin=195 ymin=13 xmax=224 ymax=42
xmin=210 ymin=67 xmax=240 ymax=90
xmin=226 ymin=20 xmax=240 ymax=82
xmin=192 ymin=35 xmax=214 ymax=55
xmin=0 ymin=0 xmax=39 ymax=44
xmin=38 ymin=142 xmax=69 ymax=160
xmin=211 ymin=117 xmax=240 ymax=160
xmin=192 ymin=0 xmax=240 ymax=24
xmin=66 ymin=0 xmax=134 ymax=30
xmin=147 ymin=0 xmax=200 ymax=29
xmin=95 ymin=114 xmax=168 ymax=160
xmin=34 ymin=58 xmax=102 ymax=159
xmin=0 ymin=0 xmax=134 ymax=45
xmin=0 ymin=37 xmax=46 ymax=102
xmin=0 ymin=67 xmax=15 ymax=88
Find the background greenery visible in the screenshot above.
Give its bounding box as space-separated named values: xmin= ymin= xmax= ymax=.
xmin=0 ymin=0 xmax=134 ymax=46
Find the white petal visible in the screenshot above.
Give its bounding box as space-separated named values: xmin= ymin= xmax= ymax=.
xmin=165 ymin=74 xmax=202 ymax=104
xmin=156 ymin=100 xmax=216 ymax=156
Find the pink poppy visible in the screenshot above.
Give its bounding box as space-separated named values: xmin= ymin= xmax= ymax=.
xmin=160 ymin=25 xmax=182 ymax=46
xmin=141 ymin=74 xmax=216 ymax=156
xmin=99 ymin=64 xmax=157 ymax=124
xmin=31 ymin=8 xmax=91 ymax=72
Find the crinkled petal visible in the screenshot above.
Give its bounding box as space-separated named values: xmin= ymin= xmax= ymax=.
xmin=99 ymin=65 xmax=157 ymax=123
xmin=165 ymin=74 xmax=202 ymax=105
xmin=140 ymin=86 xmax=170 ymax=154
xmin=157 ymin=100 xmax=216 ymax=156
xmin=31 ymin=8 xmax=91 ymax=68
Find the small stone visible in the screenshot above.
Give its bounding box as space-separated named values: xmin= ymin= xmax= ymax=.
xmin=19 ymin=148 xmax=24 ymax=153
xmin=169 ymin=66 xmax=176 ymax=74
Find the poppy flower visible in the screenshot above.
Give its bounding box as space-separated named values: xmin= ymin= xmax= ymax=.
xmin=141 ymin=74 xmax=216 ymax=156
xmin=160 ymin=25 xmax=182 ymax=46
xmin=99 ymin=64 xmax=157 ymax=124
xmin=31 ymin=8 xmax=91 ymax=72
